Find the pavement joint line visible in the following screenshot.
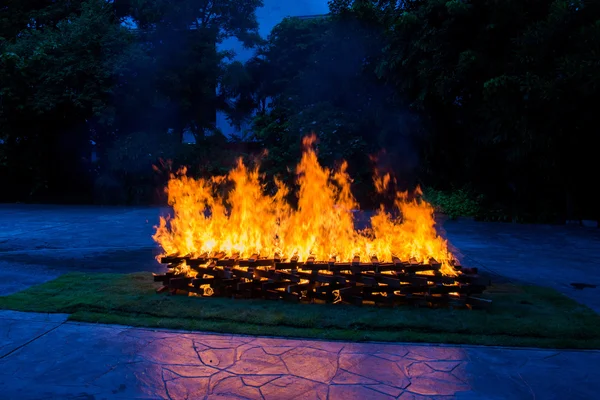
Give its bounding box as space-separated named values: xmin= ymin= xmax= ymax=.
xmin=0 ymin=319 xmax=67 ymax=360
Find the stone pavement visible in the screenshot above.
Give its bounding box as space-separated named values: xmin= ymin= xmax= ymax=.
xmin=1 ymin=205 xmax=600 ymax=399
xmin=1 ymin=310 xmax=599 ymax=400
xmin=1 ymin=205 xmax=598 ymax=310
xmin=0 ymin=205 xmax=165 ymax=295
xmin=441 ymin=218 xmax=600 ymax=313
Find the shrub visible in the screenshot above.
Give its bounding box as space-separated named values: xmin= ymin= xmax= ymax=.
xmin=423 ymin=187 xmax=482 ymax=219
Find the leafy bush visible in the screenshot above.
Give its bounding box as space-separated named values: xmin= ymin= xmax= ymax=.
xmin=423 ymin=187 xmax=482 ymax=219
xmin=95 ymin=131 xmax=180 ymax=205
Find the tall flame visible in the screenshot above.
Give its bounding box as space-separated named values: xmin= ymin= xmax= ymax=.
xmin=153 ymin=134 xmax=457 ymax=275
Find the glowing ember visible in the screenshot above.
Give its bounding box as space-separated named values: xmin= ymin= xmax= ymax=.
xmin=153 ymin=134 xmax=457 ymax=276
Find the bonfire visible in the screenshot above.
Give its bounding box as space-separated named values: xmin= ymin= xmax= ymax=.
xmin=152 ymin=134 xmax=487 ymax=306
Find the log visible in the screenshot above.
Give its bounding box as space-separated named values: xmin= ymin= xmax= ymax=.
xmin=261 ymin=281 xmax=292 ymax=291
xmin=282 ymin=291 xmax=300 ymax=302
xmin=169 ymin=277 xmax=193 ymax=289
xmin=231 ymin=268 xmax=254 ymax=279
xmin=186 ymin=258 xmax=208 ymax=266
xmin=465 ymin=296 xmax=492 ymax=309
xmin=191 ymin=277 xmax=215 ymax=287
xmin=154 ymin=251 xmax=489 ymax=308
xmin=236 ymin=281 xmax=256 ymax=292
xmin=274 ymin=270 xmax=302 ymax=283
xmin=253 ymin=268 xmax=274 ymax=279
xmin=156 ymin=285 xmax=170 ymax=294
xmin=402 ymin=263 xmax=441 ymax=273
xmin=159 ymin=255 xmax=185 ymax=264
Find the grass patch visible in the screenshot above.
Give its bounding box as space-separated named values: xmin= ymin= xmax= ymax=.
xmin=1 ymin=272 xmax=599 ymax=348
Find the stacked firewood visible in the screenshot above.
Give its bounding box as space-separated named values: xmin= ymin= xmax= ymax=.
xmin=153 ymin=254 xmax=490 ymax=307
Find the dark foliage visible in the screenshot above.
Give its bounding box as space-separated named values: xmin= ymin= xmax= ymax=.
xmin=1 ymin=0 xmax=598 ymax=222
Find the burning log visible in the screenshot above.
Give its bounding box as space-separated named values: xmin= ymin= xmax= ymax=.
xmin=152 ymin=255 xmax=489 ymax=308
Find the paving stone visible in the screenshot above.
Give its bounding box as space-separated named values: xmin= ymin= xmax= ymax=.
xmin=441 ymin=218 xmax=600 ymax=312
xmin=425 ymin=361 xmax=462 ymax=372
xmin=132 ymin=362 xmax=170 ymax=398
xmin=329 ymin=384 xmax=396 ymax=400
xmin=298 ymin=339 xmax=345 ymax=353
xmin=163 ymin=364 xmax=219 ymax=378
xmin=339 ymin=353 xmax=411 ymax=388
xmin=262 ymin=346 xmax=294 ymax=355
xmin=260 ymin=375 xmax=328 ymax=400
xmin=407 ymin=362 xmax=437 ymax=378
xmin=210 ymin=376 xmax=262 ymax=399
xmin=209 ymin=370 xmax=237 ymax=393
xmin=373 ymin=351 xmax=411 ymax=362
xmin=0 ymin=310 xmax=68 ymax=323
xmin=370 ymin=384 xmax=404 ymax=397
xmin=332 ymin=369 xmax=380 ymax=385
xmin=164 ymin=373 xmax=210 ymax=399
xmin=199 ymin=336 xmax=252 ymax=349
xmin=398 ymin=393 xmax=451 ymax=400
xmin=406 ymin=346 xmax=468 ymax=361
xmin=0 ymin=318 xmax=599 ymax=398
xmin=407 ymin=374 xmax=471 ymax=396
xmin=341 ymin=342 xmax=409 ymax=356
xmin=251 ymin=337 xmax=305 ymax=348
xmin=241 ymin=375 xmax=280 ymax=387
xmin=0 ymin=319 xmax=63 ymax=358
xmin=198 ymin=347 xmax=237 ymax=369
xmin=281 ymin=346 xmax=338 ymax=383
xmin=1 ymin=206 xmax=600 ymax=398
xmin=227 ymin=347 xmax=288 ymax=375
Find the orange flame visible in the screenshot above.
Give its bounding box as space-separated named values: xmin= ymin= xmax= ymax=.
xmin=153 ymin=134 xmax=457 ymax=275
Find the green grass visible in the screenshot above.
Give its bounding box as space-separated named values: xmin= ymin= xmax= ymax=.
xmin=1 ymin=272 xmax=599 ymax=349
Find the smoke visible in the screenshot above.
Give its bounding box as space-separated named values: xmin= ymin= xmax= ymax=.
xmin=283 ymin=15 xmax=422 ymax=193
xmin=371 ymin=109 xmax=422 ymax=190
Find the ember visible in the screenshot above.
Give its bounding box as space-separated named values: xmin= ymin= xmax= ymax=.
xmin=152 ymin=134 xmax=489 ymax=306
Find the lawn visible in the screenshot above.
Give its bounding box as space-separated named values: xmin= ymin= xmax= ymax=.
xmin=1 ymin=272 xmax=599 ymax=349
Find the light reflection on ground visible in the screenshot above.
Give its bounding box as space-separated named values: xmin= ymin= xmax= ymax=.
xmin=1 ymin=312 xmax=599 ymax=399
xmin=134 ymin=330 xmax=470 ymax=399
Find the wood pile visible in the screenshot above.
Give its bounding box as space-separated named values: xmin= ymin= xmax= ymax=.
xmin=153 ymin=253 xmax=490 ymax=308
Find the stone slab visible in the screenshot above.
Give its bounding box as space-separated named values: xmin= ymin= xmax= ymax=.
xmin=440 ymin=218 xmax=600 ymax=312
xmin=0 ymin=321 xmax=598 ymax=399
xmin=0 ymin=311 xmax=67 ymax=358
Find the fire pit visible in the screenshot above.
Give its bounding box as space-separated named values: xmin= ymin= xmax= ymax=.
xmin=152 ymin=135 xmax=489 ymax=307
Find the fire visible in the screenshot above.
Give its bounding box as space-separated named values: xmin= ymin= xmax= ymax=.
xmin=153 ymin=134 xmax=457 ymax=276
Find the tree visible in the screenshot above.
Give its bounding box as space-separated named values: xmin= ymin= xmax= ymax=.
xmin=0 ymin=0 xmax=139 ymax=200
xmin=340 ymin=0 xmax=600 ymax=221
xmin=116 ymin=0 xmax=264 ymax=140
xmin=0 ymin=0 xmax=265 ymax=202
xmin=243 ymin=14 xmax=424 ymax=206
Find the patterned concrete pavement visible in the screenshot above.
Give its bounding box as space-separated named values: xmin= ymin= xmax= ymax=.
xmin=1 ymin=205 xmax=599 ymax=310
xmin=1 ymin=206 xmax=600 ymax=399
xmin=1 ymin=310 xmax=599 ymax=400
xmin=441 ymin=218 xmax=600 ymax=313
